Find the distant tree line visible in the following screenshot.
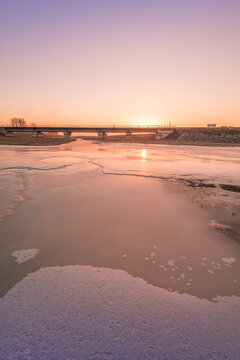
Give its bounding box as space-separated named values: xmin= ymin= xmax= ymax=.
xmin=9 ymin=118 xmax=36 ymax=127
xmin=10 ymin=118 xmax=26 ymax=127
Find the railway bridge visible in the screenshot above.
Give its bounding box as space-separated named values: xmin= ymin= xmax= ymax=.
xmin=0 ymin=126 xmax=175 ymax=140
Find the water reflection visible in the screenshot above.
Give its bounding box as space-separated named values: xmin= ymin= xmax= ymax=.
xmin=141 ymin=149 xmax=147 ymax=159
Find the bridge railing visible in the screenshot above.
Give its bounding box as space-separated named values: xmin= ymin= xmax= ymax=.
xmin=1 ymin=124 xmax=176 ymax=128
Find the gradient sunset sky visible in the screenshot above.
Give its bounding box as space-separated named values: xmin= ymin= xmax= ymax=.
xmin=1 ymin=0 xmax=239 ymax=126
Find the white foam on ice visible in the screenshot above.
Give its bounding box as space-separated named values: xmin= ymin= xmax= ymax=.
xmin=0 ymin=265 xmax=239 ymax=360
xmin=207 ymin=269 xmax=214 ymax=275
xmin=168 ymin=259 xmax=175 ymax=266
xmin=158 ymin=264 xmax=167 ymax=271
xmin=11 ymin=249 xmax=39 ymax=264
xmin=222 ymin=257 xmax=236 ymax=265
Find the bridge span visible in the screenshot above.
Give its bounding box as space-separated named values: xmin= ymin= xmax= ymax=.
xmin=0 ymin=126 xmax=177 ymax=139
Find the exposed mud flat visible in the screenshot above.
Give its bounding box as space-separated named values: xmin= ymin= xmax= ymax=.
xmin=166 ymin=181 xmax=240 ymax=241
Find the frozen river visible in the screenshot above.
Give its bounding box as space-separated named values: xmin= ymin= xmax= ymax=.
xmin=0 ymin=140 xmax=240 ymax=359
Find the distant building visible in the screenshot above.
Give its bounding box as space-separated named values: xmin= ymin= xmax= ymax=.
xmin=207 ymin=124 xmax=216 ymax=128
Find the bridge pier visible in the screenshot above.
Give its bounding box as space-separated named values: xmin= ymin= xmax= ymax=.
xmin=63 ymin=131 xmax=72 ymax=138
xmin=0 ymin=128 xmax=8 ymax=136
xmin=125 ymin=131 xmax=133 ymax=140
xmin=32 ymin=131 xmax=42 ymax=137
xmin=154 ymin=131 xmax=162 ymax=140
xmin=98 ymin=132 xmax=107 ymax=140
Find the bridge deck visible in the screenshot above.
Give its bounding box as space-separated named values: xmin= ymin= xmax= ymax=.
xmin=3 ymin=126 xmax=175 ymax=133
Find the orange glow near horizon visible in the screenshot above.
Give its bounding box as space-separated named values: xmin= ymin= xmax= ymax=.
xmin=132 ymin=118 xmax=163 ymax=127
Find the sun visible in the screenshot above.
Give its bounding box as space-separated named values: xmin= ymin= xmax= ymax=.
xmin=133 ymin=118 xmax=161 ymax=127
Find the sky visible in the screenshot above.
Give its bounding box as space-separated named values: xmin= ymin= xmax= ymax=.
xmin=0 ymin=0 xmax=239 ymax=127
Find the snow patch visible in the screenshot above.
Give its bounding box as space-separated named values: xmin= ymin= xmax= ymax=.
xmin=0 ymin=265 xmax=239 ymax=360
xmin=11 ymin=249 xmax=39 ymax=264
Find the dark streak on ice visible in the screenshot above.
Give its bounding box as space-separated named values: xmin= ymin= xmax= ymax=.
xmin=90 ymin=160 xmax=240 ymax=193
xmin=220 ymin=184 xmax=240 ymax=193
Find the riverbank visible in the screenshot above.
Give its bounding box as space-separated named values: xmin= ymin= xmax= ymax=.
xmin=82 ymin=134 xmax=240 ymax=146
xmin=1 ymin=131 xmax=240 ymax=147
xmin=0 ymin=135 xmax=75 ymax=146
